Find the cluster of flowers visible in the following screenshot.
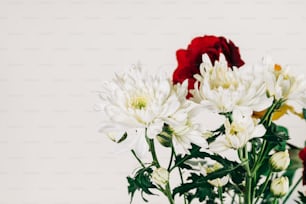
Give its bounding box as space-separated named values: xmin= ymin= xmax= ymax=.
xmin=98 ymin=35 xmax=306 ymax=204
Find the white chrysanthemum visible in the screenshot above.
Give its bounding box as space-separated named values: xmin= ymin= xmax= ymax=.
xmin=98 ymin=66 xmax=206 ymax=157
xmin=209 ymin=109 xmax=266 ymax=152
xmin=260 ymin=57 xmax=306 ymax=112
xmin=168 ymin=108 xmax=208 ymax=152
xmin=191 ymin=54 xmax=273 ymax=114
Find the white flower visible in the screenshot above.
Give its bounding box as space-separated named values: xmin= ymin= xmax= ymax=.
xmin=269 ymin=150 xmax=290 ymax=172
xmin=167 ymin=107 xmax=208 ymax=152
xmin=191 ymin=54 xmax=272 ymax=114
xmin=99 ymin=66 xmax=183 ymax=157
xmin=98 ymin=66 xmax=207 ymax=158
xmin=260 ymin=57 xmax=306 ymax=113
xmin=209 ymin=109 xmax=266 ymax=152
xmin=151 ymin=167 xmax=169 ymax=187
xmin=270 ymin=176 xmax=289 ymax=197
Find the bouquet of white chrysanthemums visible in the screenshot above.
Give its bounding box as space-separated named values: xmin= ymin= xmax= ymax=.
xmin=97 ymin=35 xmax=306 ymax=204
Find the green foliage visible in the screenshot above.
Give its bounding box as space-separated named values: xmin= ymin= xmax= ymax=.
xmin=264 ymin=122 xmax=289 ymax=144
xmin=127 ymin=166 xmax=156 ymax=203
xmin=172 ymin=144 xmax=244 ymax=202
xmin=207 ymin=124 xmax=225 ymax=144
xmin=117 ymin=132 xmax=127 ymax=143
xmin=303 ymin=108 xmax=306 ymax=120
xmin=295 ymin=191 xmax=306 ymax=204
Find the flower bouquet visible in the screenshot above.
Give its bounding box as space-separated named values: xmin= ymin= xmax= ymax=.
xmin=98 ymin=35 xmax=306 ymax=204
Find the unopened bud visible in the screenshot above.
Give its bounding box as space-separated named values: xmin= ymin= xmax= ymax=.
xmin=270 ymin=176 xmax=289 ymax=197
xmin=269 ymin=150 xmax=290 ymax=172
xmin=151 ymin=167 xmax=169 ymax=187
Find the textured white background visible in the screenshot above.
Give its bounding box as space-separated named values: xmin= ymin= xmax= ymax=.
xmin=0 ymin=0 xmax=305 ymax=203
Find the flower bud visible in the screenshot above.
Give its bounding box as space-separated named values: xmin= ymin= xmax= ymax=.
xmin=269 ymin=150 xmax=290 ymax=172
xmin=156 ymin=124 xmax=173 ymax=147
xmin=270 ymin=176 xmax=289 ymax=197
xmin=151 ymin=167 xmax=169 ymax=187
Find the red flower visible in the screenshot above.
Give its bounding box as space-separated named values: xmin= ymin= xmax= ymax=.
xmin=172 ymin=35 xmax=244 ymax=97
xmin=299 ymin=147 xmax=306 ymax=185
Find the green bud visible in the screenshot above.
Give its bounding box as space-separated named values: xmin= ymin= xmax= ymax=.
xmin=156 ymin=123 xmax=173 ymax=147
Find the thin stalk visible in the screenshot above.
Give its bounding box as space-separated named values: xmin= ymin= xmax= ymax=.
xmin=282 ymin=176 xmax=302 ymax=204
xmin=239 ymin=146 xmax=252 ymax=204
xmin=172 ymin=147 xmax=187 ymax=204
xmin=145 ymin=135 xmax=160 ymax=167
xmin=165 ymin=182 xmax=175 ymax=204
xmin=167 ymin=146 xmax=174 ymax=171
xmin=255 ymin=169 xmax=272 ymax=204
xmin=131 ymin=149 xmax=145 ymax=168
xmin=231 ymin=192 xmax=236 ymax=204
xmin=218 ymin=186 xmax=224 ymax=204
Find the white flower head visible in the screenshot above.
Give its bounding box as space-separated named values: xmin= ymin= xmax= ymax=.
xmin=99 ymin=65 xmax=183 ymax=157
xmin=169 ymin=108 xmax=208 ymax=152
xmin=209 ymin=109 xmax=266 ymax=152
xmin=99 ymin=66 xmax=207 ymax=158
xmin=260 ymin=57 xmax=306 ymax=112
xmin=191 ymin=54 xmax=273 ymax=114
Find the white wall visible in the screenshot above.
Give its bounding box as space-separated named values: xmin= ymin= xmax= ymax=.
xmin=0 ymin=0 xmax=305 ymax=203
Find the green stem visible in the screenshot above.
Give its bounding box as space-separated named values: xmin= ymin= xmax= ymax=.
xmin=245 ymin=175 xmax=253 ymax=204
xmin=172 ymin=146 xmax=187 ymax=204
xmin=273 ymin=198 xmax=279 ymax=204
xmin=218 ymin=186 xmax=224 ymax=204
xmin=131 ymin=149 xmax=145 ymax=168
xmin=239 ymin=146 xmax=252 ymax=204
xmin=167 ymin=146 xmax=174 ymax=171
xmin=282 ymin=176 xmax=302 ymax=204
xmin=230 ymin=192 xmax=236 ymax=204
xmin=145 ymin=128 xmax=174 ymax=203
xmin=145 ymin=135 xmax=160 ymax=167
xmin=165 ymin=182 xmax=175 ymax=204
xmin=255 ymin=169 xmax=272 ymax=204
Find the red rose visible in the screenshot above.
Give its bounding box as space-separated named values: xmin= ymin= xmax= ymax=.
xmin=172 ymin=35 xmax=244 ymax=97
xmin=299 ymin=147 xmax=306 ymax=185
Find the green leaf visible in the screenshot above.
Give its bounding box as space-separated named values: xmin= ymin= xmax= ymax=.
xmin=127 ymin=167 xmax=157 ymax=203
xmin=117 ymin=132 xmax=127 ymax=143
xmin=303 ymin=108 xmax=306 ymax=120
xmin=295 ymin=191 xmax=306 ymax=204
xmin=263 ymin=123 xmax=289 ymax=146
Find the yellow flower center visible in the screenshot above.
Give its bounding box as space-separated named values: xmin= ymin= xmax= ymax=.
xmin=229 ymin=123 xmax=245 ymax=135
xmin=130 ymin=96 xmax=147 ymax=110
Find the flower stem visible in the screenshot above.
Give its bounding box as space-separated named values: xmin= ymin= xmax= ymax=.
xmin=218 ymin=186 xmax=224 ymax=204
xmin=145 ymin=128 xmax=174 ymax=203
xmin=282 ymin=176 xmax=302 ymax=204
xmin=239 ymin=147 xmax=253 ymax=204
xmin=273 ymin=198 xmax=279 ymax=204
xmin=165 ymin=182 xmax=175 ymax=204
xmin=145 ymin=131 xmax=160 ymax=167
xmin=245 ymin=175 xmax=253 ymax=204
xmin=255 ymin=169 xmax=272 ymax=204
xmin=131 ymin=149 xmax=145 ymax=168
xmin=172 ymin=146 xmax=187 ymax=204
